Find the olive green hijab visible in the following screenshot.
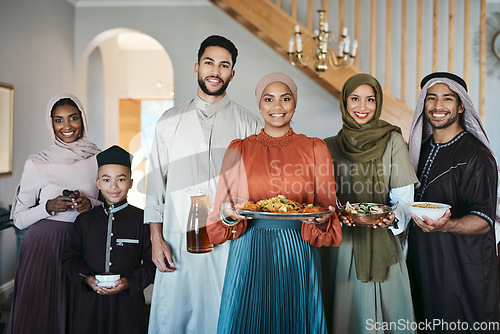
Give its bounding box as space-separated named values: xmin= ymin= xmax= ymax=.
xmin=337 ymin=73 xmax=401 ymax=283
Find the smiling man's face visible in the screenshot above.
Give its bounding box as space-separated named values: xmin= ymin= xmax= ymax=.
xmin=195 ymin=46 xmax=235 ymax=98
xmin=424 ymin=83 xmax=463 ymax=130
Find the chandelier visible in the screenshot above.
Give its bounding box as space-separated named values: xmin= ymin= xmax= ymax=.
xmin=287 ymin=9 xmax=358 ymax=73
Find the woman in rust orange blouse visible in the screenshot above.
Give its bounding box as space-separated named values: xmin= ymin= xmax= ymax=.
xmin=207 ymin=72 xmax=342 ymax=334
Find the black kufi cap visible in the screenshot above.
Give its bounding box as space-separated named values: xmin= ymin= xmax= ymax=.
xmin=97 ymin=145 xmax=132 ymax=168
xmin=420 ymin=72 xmax=468 ymax=91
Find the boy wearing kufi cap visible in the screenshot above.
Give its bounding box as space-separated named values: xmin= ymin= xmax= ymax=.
xmin=62 ymin=145 xmax=155 ymax=334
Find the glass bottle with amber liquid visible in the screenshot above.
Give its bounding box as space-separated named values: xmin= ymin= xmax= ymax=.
xmin=186 ymin=189 xmax=213 ymax=254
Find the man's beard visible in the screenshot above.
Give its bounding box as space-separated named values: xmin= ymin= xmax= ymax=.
xmin=198 ymin=75 xmax=230 ymax=96
xmin=425 ymin=109 xmax=460 ymax=129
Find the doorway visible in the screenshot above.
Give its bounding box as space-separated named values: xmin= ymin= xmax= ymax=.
xmin=119 ymin=98 xmax=173 ymax=209
xmin=83 ymin=29 xmax=174 ymax=209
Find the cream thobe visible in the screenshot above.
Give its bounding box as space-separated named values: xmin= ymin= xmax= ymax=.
xmin=145 ymin=95 xmax=261 ymax=334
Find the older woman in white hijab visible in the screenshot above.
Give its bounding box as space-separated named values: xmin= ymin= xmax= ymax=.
xmin=8 ymin=94 xmax=100 ymax=334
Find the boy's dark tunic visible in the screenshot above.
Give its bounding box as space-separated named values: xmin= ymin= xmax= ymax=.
xmin=407 ymin=132 xmax=500 ymax=332
xmin=62 ymin=199 xmax=155 ymax=334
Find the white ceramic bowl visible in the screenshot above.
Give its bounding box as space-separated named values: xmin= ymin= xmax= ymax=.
xmin=95 ymin=274 xmax=120 ymax=287
xmin=409 ymin=202 xmax=451 ymax=221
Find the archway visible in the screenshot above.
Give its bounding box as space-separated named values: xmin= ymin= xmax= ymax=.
xmin=76 ymin=28 xmax=174 ymax=209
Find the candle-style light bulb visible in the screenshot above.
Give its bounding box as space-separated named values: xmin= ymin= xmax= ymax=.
xmin=295 ymin=25 xmax=300 ymax=33
xmin=324 ymin=22 xmax=329 ymax=32
xmin=289 ymin=37 xmax=295 ymax=53
xmin=351 ymin=40 xmax=358 ymax=57
xmin=338 ymin=41 xmax=344 ymax=57
xmin=342 ymin=27 xmax=348 ymax=37
xmin=296 ymin=34 xmax=303 ymax=52
xmin=344 ymin=36 xmax=351 ymax=54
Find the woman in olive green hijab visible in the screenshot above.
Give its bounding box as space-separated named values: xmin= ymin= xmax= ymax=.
xmin=323 ymin=73 xmax=418 ymax=333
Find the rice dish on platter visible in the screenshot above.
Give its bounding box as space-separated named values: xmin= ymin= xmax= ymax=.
xmin=235 ymin=195 xmax=322 ymax=214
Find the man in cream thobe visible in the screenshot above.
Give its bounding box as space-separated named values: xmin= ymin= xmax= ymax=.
xmin=145 ymin=35 xmax=261 ymax=334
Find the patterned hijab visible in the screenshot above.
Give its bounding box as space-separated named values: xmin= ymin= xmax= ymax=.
xmin=29 ymin=93 xmax=100 ymax=164
xmin=337 ymin=73 xmax=401 ymax=283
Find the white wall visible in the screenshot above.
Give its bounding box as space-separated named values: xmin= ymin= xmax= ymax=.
xmin=484 ymin=4 xmax=500 ymax=157
xmin=87 ymin=47 xmax=105 ymax=149
xmin=120 ymin=49 xmax=173 ymax=99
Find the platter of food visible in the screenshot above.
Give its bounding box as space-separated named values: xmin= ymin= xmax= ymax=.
xmin=235 ymin=195 xmax=329 ymax=221
xmin=409 ymin=202 xmax=451 ymax=221
xmin=340 ymin=202 xmax=394 ymax=226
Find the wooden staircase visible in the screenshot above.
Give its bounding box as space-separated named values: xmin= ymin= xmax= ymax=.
xmin=210 ymin=0 xmax=414 ymax=138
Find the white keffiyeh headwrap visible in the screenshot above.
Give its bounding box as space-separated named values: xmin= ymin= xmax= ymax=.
xmin=408 ymin=76 xmax=500 ymax=247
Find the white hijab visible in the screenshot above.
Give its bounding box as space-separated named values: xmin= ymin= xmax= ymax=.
xmin=29 ymin=93 xmax=100 ymax=163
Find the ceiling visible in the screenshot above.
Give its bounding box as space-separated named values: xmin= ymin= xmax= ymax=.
xmin=66 ymin=0 xmax=210 ymax=7
xmin=66 ymin=0 xmax=500 ymax=6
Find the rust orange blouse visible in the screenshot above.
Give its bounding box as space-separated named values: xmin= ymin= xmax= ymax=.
xmin=207 ymin=129 xmax=342 ymax=247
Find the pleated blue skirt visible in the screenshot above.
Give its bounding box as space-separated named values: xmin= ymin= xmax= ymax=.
xmin=217 ymin=219 xmax=327 ymax=334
